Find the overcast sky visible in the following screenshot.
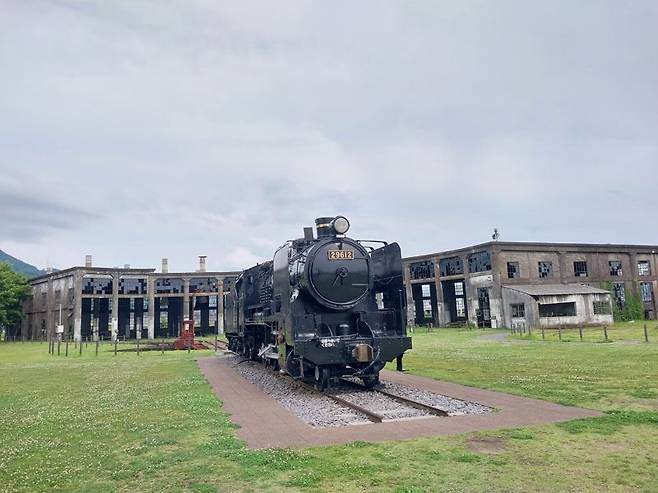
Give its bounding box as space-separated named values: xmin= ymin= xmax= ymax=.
xmin=1 ymin=1 xmax=657 ymax=272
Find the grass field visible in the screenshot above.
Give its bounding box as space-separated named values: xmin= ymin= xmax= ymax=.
xmin=1 ymin=327 xmax=657 ymax=492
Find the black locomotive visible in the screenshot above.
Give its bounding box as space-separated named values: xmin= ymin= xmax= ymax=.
xmin=224 ymin=216 xmax=412 ymax=390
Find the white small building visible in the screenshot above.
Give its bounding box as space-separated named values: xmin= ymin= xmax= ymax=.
xmin=501 ymin=284 xmax=614 ymax=330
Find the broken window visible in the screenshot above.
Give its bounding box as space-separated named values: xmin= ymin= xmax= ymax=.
xmin=467 ymin=251 xmax=492 ymax=273
xmin=189 ymin=277 xmax=219 ymax=293
xmin=155 ymin=278 xmax=183 ymax=294
xmin=593 ymin=301 xmax=611 ymax=315
xmin=613 ymin=283 xmax=626 ymax=308
xmin=538 ymin=261 xmax=553 ymax=278
xmin=539 ymin=302 xmax=576 ymax=317
xmin=638 ymin=261 xmax=651 ymax=276
xmin=507 ymin=262 xmax=520 ymax=279
xmin=511 ymin=303 xmax=525 ymax=318
xmin=410 ymin=261 xmax=434 ymax=280
xmin=82 ymin=277 xmax=113 ymax=295
xmin=455 ymin=298 xmax=466 ymax=318
xmin=454 ymin=282 xmax=464 ymax=296
xmin=640 ymin=282 xmax=653 ymax=302
xmin=573 ymin=261 xmax=588 ymax=278
xmin=439 ymin=256 xmax=464 ymax=277
xmin=421 ymin=284 xmax=431 ymax=298
xmin=609 ymin=261 xmax=623 ymax=277
xmin=119 ymin=278 xmax=146 ymax=295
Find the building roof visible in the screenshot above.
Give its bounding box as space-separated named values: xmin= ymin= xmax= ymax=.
xmin=403 ymin=240 xmax=658 ymax=262
xmin=28 ymin=266 xmax=240 ymax=284
xmin=502 ymin=283 xmax=610 ymax=297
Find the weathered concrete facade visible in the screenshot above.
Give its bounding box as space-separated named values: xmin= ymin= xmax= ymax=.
xmin=22 ymin=257 xmax=239 ymax=342
xmin=403 ymin=242 xmax=658 ymax=328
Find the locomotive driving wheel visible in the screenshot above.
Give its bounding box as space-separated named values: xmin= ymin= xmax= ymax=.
xmin=314 ymin=365 xmax=330 ymax=391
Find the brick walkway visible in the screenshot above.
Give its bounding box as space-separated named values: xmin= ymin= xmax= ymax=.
xmin=197 ymin=356 xmax=601 ymax=449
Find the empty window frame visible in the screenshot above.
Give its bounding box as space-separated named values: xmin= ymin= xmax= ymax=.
xmin=467 ymin=251 xmax=492 ymax=273
xmin=455 ymin=298 xmax=466 ymax=318
xmin=538 ymin=302 xmax=576 ymax=317
xmin=410 ymin=260 xmax=435 ymax=280
xmin=573 ymin=261 xmax=588 ymax=278
xmin=593 ymin=301 xmax=611 ymax=315
xmin=538 ymin=261 xmax=553 ymax=278
xmin=609 ymin=261 xmax=623 ymax=277
xmin=640 ymin=282 xmax=653 ymax=302
xmin=638 ymin=260 xmax=651 ymax=276
xmin=454 ymin=282 xmax=464 ymax=296
xmin=511 ymin=303 xmax=525 ymax=318
xmin=507 ymin=262 xmax=520 ymax=279
xmin=439 ymin=256 xmax=464 ymax=277
xmin=613 ymin=283 xmax=626 ymax=307
xmin=422 ymin=299 xmax=433 ymax=319
xmin=421 ymin=284 xmax=431 ymax=298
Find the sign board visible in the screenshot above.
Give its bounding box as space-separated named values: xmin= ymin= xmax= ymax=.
xmin=56 ymin=325 xmax=64 ymax=334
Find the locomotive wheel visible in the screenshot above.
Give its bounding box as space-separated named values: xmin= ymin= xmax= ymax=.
xmin=314 ymin=366 xmax=330 ymax=391
xmin=285 ymin=350 xmax=302 ymax=379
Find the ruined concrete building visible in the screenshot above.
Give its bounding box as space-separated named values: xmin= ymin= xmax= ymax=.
xmin=403 ymin=242 xmax=658 ymax=330
xmin=20 ymin=241 xmax=658 ymax=340
xmin=22 ymin=255 xmax=239 ymax=341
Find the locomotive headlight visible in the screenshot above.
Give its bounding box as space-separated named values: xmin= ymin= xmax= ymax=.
xmin=332 ymin=216 xmax=350 ymax=235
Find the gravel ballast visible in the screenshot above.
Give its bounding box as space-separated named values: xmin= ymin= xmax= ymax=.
xmin=228 ymin=355 xmax=492 ymax=428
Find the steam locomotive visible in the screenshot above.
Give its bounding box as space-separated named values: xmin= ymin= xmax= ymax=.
xmin=224 ymin=216 xmax=412 ymax=390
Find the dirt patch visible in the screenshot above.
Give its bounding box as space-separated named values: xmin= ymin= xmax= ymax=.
xmin=466 ymin=437 xmax=506 ymax=454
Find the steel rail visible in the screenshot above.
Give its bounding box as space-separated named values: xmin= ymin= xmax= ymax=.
xmin=297 ymin=381 xmax=384 ymax=423
xmin=339 ymin=378 xmax=449 ymax=417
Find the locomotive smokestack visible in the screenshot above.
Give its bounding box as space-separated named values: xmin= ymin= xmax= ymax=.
xmin=315 ymin=217 xmax=335 ymax=238
xmin=198 ymin=255 xmax=207 ymax=272
xmin=161 ymin=257 xmax=169 ymax=273
xmin=85 ymin=255 xmax=92 ymax=268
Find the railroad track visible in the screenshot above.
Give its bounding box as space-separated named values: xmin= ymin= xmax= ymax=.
xmin=297 ymin=381 xmax=385 ymax=423
xmin=298 ymin=378 xmax=450 ymax=423
xmin=338 ymin=378 xmax=449 ymax=417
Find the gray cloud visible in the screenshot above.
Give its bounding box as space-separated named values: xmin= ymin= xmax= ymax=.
xmin=0 ymin=0 xmax=656 ymax=270
xmin=0 ymin=187 xmax=97 ymax=241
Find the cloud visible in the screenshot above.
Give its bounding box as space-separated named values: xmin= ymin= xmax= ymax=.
xmin=0 ymin=0 xmax=657 ymax=270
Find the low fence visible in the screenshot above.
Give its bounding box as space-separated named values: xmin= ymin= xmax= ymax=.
xmin=510 ymin=323 xmax=656 ymax=343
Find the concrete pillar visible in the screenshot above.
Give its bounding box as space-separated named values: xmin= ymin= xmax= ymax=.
xmin=216 ymin=277 xmax=224 ymax=334
xmin=46 ymin=277 xmax=54 ymax=339
xmin=111 ymin=273 xmax=119 ymax=341
xmin=147 ymin=277 xmax=155 ymax=340
xmin=73 ymin=272 xmax=82 ymax=342
xmin=403 ymin=264 xmax=415 ymax=328
xmin=183 ymin=278 xmax=190 ymax=321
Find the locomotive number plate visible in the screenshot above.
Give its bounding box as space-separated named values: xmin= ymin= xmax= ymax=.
xmin=327 ymin=250 xmax=354 ymax=260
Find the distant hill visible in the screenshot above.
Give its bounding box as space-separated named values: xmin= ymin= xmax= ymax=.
xmin=0 ymin=250 xmax=46 ymax=278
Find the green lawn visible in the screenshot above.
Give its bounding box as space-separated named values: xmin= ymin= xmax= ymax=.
xmin=1 ymin=329 xmax=657 ymax=492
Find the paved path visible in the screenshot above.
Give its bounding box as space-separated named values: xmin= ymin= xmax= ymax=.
xmin=197 ymin=356 xmax=601 ymax=449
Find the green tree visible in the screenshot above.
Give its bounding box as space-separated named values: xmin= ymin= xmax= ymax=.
xmin=0 ymin=262 xmax=30 ymax=336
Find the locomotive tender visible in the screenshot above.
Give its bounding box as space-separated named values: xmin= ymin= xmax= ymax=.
xmin=224 ymin=216 xmax=412 ymax=390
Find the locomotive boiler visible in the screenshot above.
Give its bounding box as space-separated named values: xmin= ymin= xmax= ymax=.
xmin=224 ymin=216 xmax=411 ymax=390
